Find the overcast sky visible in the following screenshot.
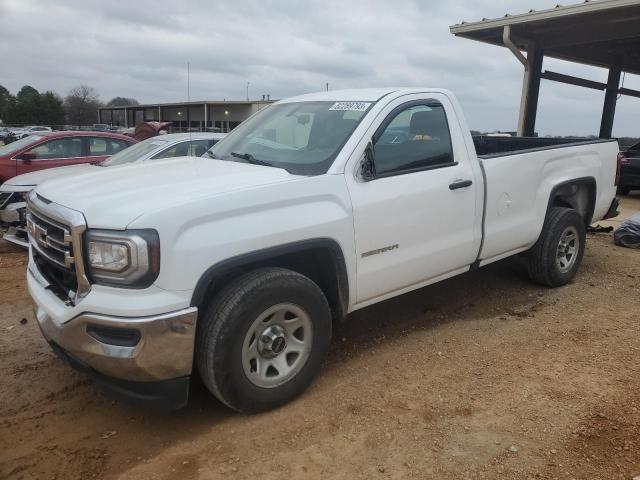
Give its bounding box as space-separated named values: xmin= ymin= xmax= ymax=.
xmin=0 ymin=0 xmax=638 ymax=136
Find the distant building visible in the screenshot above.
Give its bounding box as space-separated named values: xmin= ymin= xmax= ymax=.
xmin=98 ymin=99 xmax=275 ymax=133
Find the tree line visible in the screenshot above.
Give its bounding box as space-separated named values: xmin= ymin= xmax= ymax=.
xmin=0 ymin=84 xmax=138 ymax=127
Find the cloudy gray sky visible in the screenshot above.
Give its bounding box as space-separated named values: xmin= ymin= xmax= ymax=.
xmin=1 ymin=0 xmax=638 ymax=136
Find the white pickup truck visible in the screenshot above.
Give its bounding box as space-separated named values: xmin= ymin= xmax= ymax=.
xmin=27 ymin=88 xmax=620 ymax=412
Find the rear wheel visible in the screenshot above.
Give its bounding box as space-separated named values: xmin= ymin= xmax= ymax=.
xmin=196 ymin=267 xmax=332 ymax=413
xmin=525 ymin=207 xmax=586 ymax=287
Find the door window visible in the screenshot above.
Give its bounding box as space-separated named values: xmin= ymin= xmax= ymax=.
xmin=373 ymin=103 xmax=454 ymax=176
xmin=89 ymin=137 xmax=131 ymax=156
xmin=108 ymin=139 xmax=133 ymax=154
xmin=30 ymin=137 xmax=83 ymax=159
xmin=151 ymin=139 xmax=211 ymax=159
xmin=88 ymin=137 xmax=108 ymax=155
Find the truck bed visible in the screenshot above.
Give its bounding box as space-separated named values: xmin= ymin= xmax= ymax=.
xmin=475 ymin=138 xmax=619 ymax=265
xmin=473 ymin=136 xmax=615 ymax=159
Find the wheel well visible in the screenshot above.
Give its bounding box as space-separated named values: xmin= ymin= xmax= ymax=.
xmin=191 ymin=240 xmax=349 ymax=322
xmin=548 ymin=178 xmax=596 ymax=225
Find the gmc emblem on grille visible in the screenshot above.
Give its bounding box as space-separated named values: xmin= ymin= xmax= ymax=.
xmin=27 ymin=216 xmax=48 ymax=248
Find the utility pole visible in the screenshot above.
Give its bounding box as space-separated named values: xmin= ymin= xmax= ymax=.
xmin=326 ymin=82 xmax=329 ymax=91
xmin=187 ymin=62 xmax=191 ymax=133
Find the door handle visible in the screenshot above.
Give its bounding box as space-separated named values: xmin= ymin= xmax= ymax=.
xmin=449 ymin=179 xmax=473 ymax=190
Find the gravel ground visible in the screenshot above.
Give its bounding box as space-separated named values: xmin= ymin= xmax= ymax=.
xmin=1 ymin=195 xmax=639 ymax=480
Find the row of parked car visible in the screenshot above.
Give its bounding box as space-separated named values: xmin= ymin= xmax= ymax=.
xmin=0 ymin=130 xmax=226 ymax=246
xmin=0 ymin=124 xmax=139 ymax=145
xmin=0 ymin=125 xmax=53 ymax=143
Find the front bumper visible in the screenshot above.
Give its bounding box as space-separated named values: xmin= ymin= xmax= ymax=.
xmin=34 ymin=305 xmax=198 ymax=382
xmin=29 ymin=257 xmax=198 ymax=409
xmin=46 ymin=337 xmax=192 ymax=409
xmin=33 ymin=304 xmax=197 ymax=409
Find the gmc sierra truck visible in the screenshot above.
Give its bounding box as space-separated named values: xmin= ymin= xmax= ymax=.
xmin=27 ymin=88 xmax=620 ymax=412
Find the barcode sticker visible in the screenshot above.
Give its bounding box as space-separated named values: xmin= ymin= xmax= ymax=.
xmin=329 ymin=102 xmax=372 ymax=111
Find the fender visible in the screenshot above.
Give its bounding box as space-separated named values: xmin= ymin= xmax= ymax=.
xmin=190 ymin=238 xmax=350 ymax=319
xmin=545 ymin=176 xmax=596 ymax=226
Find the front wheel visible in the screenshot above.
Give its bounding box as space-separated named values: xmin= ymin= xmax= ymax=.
xmin=525 ymin=207 xmax=586 ymax=287
xmin=196 ymin=267 xmax=332 ymax=413
xmin=617 ymin=186 xmax=631 ymax=196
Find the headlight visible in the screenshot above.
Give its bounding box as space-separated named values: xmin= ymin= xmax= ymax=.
xmin=89 ymin=241 xmax=129 ymax=271
xmin=86 ymin=229 xmax=160 ymax=288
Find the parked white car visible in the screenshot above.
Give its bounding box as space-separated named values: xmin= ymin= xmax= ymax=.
xmin=26 ymin=88 xmax=620 ymax=411
xmin=18 ymin=126 xmax=52 ymax=138
xmin=0 ymin=132 xmax=226 ymax=247
xmin=8 ymin=127 xmax=25 ymax=138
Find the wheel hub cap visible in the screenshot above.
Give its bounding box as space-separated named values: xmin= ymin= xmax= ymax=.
xmin=241 ymin=303 xmax=313 ymax=389
xmin=258 ymin=325 xmax=288 ymax=358
xmin=556 ymin=226 xmax=579 ymax=273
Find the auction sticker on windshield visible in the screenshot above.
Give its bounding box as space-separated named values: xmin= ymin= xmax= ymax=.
xmin=329 ymin=102 xmax=372 ymax=111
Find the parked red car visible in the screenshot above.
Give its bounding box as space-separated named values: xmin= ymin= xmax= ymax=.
xmin=0 ymin=131 xmax=136 ymax=182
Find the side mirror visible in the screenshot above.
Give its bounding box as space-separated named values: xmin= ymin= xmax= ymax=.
xmin=361 ymin=141 xmax=376 ymax=181
xmin=19 ymin=152 xmax=37 ymax=162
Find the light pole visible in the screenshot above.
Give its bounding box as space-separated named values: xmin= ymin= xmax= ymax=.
xmin=246 ymin=82 xmax=250 ymax=101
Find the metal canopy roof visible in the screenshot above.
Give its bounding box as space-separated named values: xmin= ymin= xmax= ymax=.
xmin=450 ymin=0 xmax=640 ymax=75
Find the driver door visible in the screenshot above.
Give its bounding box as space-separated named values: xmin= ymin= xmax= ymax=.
xmin=17 ymin=137 xmax=86 ymax=175
xmin=345 ymin=94 xmax=481 ymax=304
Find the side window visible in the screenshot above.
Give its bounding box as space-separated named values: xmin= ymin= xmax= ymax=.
xmin=90 ymin=138 xmax=131 ymax=156
xmin=30 ymin=137 xmax=83 ymax=160
xmin=109 ymin=139 xmax=132 ymax=154
xmin=88 ymin=137 xmax=108 ymax=156
xmin=373 ymin=103 xmax=454 ymax=176
xmin=188 ymin=140 xmax=210 ymax=157
xmin=152 ymin=140 xmax=210 ymax=159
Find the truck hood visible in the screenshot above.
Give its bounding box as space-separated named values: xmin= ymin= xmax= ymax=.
xmin=6 ymin=163 xmax=95 ymax=187
xmin=36 ymin=157 xmax=298 ymax=229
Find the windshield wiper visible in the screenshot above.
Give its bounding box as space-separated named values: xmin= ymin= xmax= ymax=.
xmin=229 ymin=152 xmax=291 ymax=173
xmin=202 ymin=151 xmax=218 ymax=159
xmin=230 ymin=151 xmax=271 ymax=166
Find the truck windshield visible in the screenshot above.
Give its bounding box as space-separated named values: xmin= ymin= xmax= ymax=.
xmin=98 ymin=138 xmax=168 ymax=166
xmin=204 ymin=101 xmax=373 ymax=175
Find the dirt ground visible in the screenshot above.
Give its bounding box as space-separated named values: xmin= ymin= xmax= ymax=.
xmin=1 ymin=196 xmax=639 ymax=480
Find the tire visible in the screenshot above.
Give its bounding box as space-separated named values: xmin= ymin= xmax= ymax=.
xmin=617 ymin=187 xmax=631 ymax=196
xmin=525 ymin=207 xmax=586 ymax=287
xmin=196 ymin=267 xmax=332 ymax=413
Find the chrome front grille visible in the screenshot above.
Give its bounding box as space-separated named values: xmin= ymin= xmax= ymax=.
xmin=27 ymin=192 xmax=90 ymax=304
xmin=27 ymin=210 xmax=75 ymax=269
